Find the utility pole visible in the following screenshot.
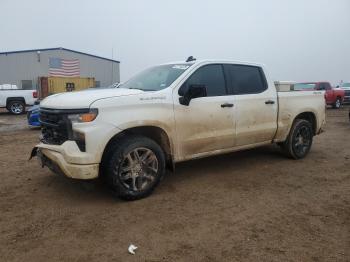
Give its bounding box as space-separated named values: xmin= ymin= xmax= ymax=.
xmin=111 ymin=47 xmax=114 ymax=84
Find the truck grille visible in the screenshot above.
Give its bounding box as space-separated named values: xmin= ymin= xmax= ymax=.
xmin=344 ymin=90 xmax=350 ymax=103
xmin=39 ymin=108 xmax=71 ymax=145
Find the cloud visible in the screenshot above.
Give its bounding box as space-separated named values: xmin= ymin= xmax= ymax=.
xmin=1 ymin=0 xmax=349 ymax=84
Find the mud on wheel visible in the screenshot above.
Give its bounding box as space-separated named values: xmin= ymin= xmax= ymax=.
xmin=103 ymin=135 xmax=166 ymax=200
xmin=282 ymin=119 xmax=313 ymax=159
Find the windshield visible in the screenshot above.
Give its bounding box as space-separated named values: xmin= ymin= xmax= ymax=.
xmin=341 ymin=83 xmax=350 ymax=87
xmin=119 ymin=64 xmax=193 ymax=91
xmin=294 ymin=83 xmax=316 ymax=91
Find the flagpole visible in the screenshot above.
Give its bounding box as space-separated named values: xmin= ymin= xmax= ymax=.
xmin=111 ymin=47 xmax=114 ymax=85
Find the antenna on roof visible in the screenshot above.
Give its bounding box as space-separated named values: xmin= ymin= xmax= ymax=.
xmin=186 ymin=56 xmax=196 ymax=62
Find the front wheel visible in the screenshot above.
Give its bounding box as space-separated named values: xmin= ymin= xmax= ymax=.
xmin=281 ymin=119 xmax=313 ymax=159
xmin=332 ymin=97 xmax=341 ymax=109
xmin=104 ymin=135 xmax=166 ymax=200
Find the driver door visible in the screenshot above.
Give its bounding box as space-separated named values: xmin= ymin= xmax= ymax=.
xmin=173 ymin=64 xmax=236 ymax=160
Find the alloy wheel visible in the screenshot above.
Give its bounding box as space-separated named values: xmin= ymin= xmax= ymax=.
xmin=293 ymin=126 xmax=311 ymax=156
xmin=10 ymin=102 xmax=24 ymax=114
xmin=336 ymin=99 xmax=341 ymax=108
xmin=117 ymin=147 xmax=158 ymax=192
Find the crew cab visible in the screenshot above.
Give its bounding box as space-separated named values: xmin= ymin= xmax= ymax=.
xmin=0 ymin=85 xmax=38 ymax=114
xmin=31 ymin=59 xmax=326 ymax=200
xmin=294 ymin=82 xmax=345 ymax=109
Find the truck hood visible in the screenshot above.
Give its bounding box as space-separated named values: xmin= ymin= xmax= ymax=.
xmin=40 ymin=88 xmax=143 ymax=109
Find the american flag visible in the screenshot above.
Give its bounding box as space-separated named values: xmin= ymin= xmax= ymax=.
xmin=49 ymin=58 xmax=80 ymax=77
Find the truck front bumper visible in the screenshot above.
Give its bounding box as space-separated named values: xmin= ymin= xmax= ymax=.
xmin=32 ymin=142 xmax=99 ymax=180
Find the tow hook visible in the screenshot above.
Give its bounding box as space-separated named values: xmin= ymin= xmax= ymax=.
xmin=29 ymin=147 xmax=38 ymax=160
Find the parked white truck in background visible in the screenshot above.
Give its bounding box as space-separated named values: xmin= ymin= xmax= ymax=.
xmin=31 ymin=59 xmax=326 ymax=200
xmin=0 ymin=85 xmax=38 ymax=114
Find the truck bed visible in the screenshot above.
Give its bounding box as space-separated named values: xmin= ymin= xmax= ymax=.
xmin=274 ymin=90 xmax=326 ymax=142
xmin=0 ymin=89 xmax=37 ymax=107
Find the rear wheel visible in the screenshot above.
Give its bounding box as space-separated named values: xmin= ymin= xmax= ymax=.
xmin=332 ymin=97 xmax=341 ymax=109
xmin=104 ymin=135 xmax=166 ymax=200
xmin=282 ymin=119 xmax=313 ymax=159
xmin=8 ymin=100 xmax=25 ymax=115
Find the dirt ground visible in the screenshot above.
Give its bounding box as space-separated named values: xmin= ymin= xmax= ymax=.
xmin=0 ymin=107 xmax=349 ymax=262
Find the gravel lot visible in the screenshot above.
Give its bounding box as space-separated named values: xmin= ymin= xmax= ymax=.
xmin=0 ymin=107 xmax=349 ymax=262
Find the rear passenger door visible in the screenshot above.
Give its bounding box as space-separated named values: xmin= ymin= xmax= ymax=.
xmin=224 ymin=64 xmax=278 ymax=146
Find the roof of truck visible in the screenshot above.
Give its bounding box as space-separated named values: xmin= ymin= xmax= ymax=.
xmin=161 ymin=59 xmax=265 ymax=67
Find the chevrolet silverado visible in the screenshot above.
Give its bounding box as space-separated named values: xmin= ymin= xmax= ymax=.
xmin=31 ymin=59 xmax=326 ymax=200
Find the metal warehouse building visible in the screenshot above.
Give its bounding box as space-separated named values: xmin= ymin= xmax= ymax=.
xmin=0 ymin=47 xmax=120 ymax=97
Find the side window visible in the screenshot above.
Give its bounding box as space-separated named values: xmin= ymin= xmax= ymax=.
xmin=184 ymin=64 xmax=226 ymax=96
xmin=318 ymin=83 xmax=325 ymax=90
xmin=228 ymin=65 xmax=267 ymax=95
xmin=318 ymin=83 xmax=330 ymax=90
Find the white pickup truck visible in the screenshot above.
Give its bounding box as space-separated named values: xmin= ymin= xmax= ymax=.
xmin=31 ymin=59 xmax=326 ymax=200
xmin=0 ymin=85 xmax=38 ymax=114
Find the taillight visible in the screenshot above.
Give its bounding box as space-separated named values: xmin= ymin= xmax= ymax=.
xmin=33 ymin=91 xmax=38 ymax=98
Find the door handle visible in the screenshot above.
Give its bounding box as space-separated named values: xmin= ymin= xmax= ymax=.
xmin=265 ymin=100 xmax=275 ymax=105
xmin=221 ymin=103 xmax=234 ymax=108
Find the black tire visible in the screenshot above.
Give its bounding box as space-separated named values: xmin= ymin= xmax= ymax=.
xmin=281 ymin=119 xmax=313 ymax=159
xmin=8 ymin=100 xmax=25 ymax=115
xmin=332 ymin=97 xmax=341 ymax=109
xmin=103 ymin=135 xmax=166 ymax=201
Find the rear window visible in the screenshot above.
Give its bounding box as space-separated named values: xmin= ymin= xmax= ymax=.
xmin=226 ymin=65 xmax=267 ymax=95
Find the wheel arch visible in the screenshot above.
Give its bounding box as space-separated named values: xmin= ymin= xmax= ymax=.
xmin=101 ymin=125 xmax=175 ymax=171
xmin=294 ymin=111 xmax=317 ymax=135
xmin=6 ymin=97 xmax=25 ymax=107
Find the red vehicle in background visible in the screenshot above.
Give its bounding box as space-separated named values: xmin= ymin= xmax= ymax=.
xmin=294 ymin=82 xmax=345 ymax=109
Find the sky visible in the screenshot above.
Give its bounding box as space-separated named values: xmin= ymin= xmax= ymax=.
xmin=1 ymin=0 xmax=349 ymax=84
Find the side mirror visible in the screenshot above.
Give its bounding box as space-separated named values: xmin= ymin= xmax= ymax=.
xmin=179 ymin=84 xmax=207 ymax=106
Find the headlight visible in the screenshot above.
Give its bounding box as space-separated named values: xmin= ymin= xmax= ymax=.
xmin=68 ymin=108 xmax=98 ymax=123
